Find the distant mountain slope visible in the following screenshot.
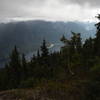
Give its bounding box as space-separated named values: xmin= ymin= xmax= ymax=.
xmin=0 ymin=20 xmax=96 ymax=67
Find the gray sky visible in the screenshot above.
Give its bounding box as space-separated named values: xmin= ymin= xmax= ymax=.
xmin=0 ymin=0 xmax=100 ymax=22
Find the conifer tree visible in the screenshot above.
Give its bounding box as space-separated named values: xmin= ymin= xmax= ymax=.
xmin=21 ymin=54 xmax=27 ymax=80
xmin=71 ymin=32 xmax=82 ymax=54
xmin=8 ymin=46 xmax=21 ymax=88
xmin=60 ymin=34 xmax=74 ymax=75
xmin=31 ymin=54 xmax=36 ymax=63
xmin=41 ymin=39 xmax=49 ymax=57
xmin=94 ymin=14 xmax=100 ymax=56
xmin=76 ymin=33 xmax=82 ymax=53
xmin=37 ymin=49 xmax=40 ymax=58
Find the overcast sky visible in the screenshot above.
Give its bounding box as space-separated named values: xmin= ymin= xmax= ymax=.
xmin=0 ymin=0 xmax=100 ymax=22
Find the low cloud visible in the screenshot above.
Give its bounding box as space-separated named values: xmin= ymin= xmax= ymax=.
xmin=61 ymin=0 xmax=100 ymax=8
xmin=0 ymin=0 xmax=99 ymax=22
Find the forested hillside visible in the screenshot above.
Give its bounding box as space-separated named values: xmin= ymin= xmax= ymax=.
xmin=0 ymin=15 xmax=100 ymax=100
xmin=0 ymin=21 xmax=96 ymax=67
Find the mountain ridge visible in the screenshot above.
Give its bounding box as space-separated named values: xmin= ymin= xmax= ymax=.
xmin=0 ymin=20 xmax=96 ymax=67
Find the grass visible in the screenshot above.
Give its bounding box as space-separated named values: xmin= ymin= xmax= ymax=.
xmin=0 ymin=80 xmax=92 ymax=100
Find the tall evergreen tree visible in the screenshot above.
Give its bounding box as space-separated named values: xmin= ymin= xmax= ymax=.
xmin=82 ymin=37 xmax=95 ymax=70
xmin=83 ymin=37 xmax=94 ymax=58
xmin=8 ymin=46 xmax=21 ymax=88
xmin=94 ymin=14 xmax=100 ymax=56
xmin=41 ymin=39 xmax=49 ymax=57
xmin=75 ymin=33 xmax=82 ymax=53
xmin=21 ymin=54 xmax=27 ymax=80
xmin=70 ymin=32 xmax=82 ymax=54
xmin=31 ymin=54 xmax=36 ymax=63
xmin=60 ymin=34 xmax=74 ymax=75
xmin=37 ymin=49 xmax=40 ymax=58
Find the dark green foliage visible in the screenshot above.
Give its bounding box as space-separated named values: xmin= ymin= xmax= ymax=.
xmin=83 ymin=37 xmax=94 ymax=58
xmin=82 ymin=38 xmax=95 ymax=70
xmin=94 ymin=14 xmax=100 ymax=56
xmin=21 ymin=54 xmax=28 ymax=80
xmin=41 ymin=39 xmax=49 ymax=57
xmin=7 ymin=46 xmax=21 ymax=88
xmin=60 ymin=32 xmax=82 ymax=76
xmin=37 ymin=49 xmax=40 ymax=58
xmin=70 ymin=32 xmax=82 ymax=54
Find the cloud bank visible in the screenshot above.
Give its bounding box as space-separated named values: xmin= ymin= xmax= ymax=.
xmin=0 ymin=0 xmax=99 ymax=22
